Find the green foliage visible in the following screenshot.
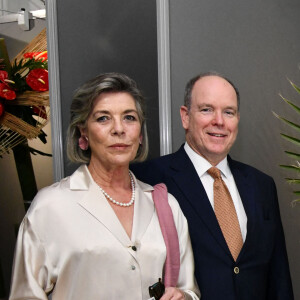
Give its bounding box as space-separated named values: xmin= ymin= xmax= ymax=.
xmin=274 ymin=79 xmax=300 ymax=205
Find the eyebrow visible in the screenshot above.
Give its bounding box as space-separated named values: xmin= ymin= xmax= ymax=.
xmin=197 ymin=103 xmax=237 ymax=110
xmin=123 ymin=109 xmax=138 ymax=114
xmin=197 ymin=103 xmax=213 ymax=108
xmin=93 ymin=109 xmax=138 ymax=116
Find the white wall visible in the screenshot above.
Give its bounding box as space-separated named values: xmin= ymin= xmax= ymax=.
xmin=0 ymin=0 xmax=43 ymax=16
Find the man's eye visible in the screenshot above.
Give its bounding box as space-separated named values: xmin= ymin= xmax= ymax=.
xmin=201 ymin=108 xmax=212 ymax=113
xmin=224 ymin=110 xmax=235 ymax=116
xmin=124 ymin=115 xmax=137 ymax=121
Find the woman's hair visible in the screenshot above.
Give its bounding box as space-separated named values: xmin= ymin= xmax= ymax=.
xmin=67 ymin=72 xmax=149 ymax=163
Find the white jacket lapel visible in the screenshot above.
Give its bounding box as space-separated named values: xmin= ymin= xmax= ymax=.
xmin=72 ymin=165 xmax=132 ymax=247
xmin=131 ymin=176 xmax=155 ymax=244
xmin=70 ymin=166 xmax=156 ymax=259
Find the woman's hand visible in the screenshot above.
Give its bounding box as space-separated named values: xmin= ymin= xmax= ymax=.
xmin=160 ymin=287 xmax=185 ymax=300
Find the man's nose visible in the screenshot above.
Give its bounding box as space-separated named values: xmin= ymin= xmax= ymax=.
xmin=212 ymin=111 xmax=224 ymax=125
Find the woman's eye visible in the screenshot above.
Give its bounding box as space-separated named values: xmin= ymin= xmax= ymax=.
xmin=97 ymin=116 xmax=109 ymax=122
xmin=124 ymin=115 xmax=137 ymax=121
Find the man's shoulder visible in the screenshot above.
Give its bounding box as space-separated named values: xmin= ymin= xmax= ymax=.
xmin=229 ymin=156 xmax=274 ymax=182
xmin=132 ymin=146 xmax=188 ymax=170
xmin=130 ymin=147 xmax=187 ymax=184
xmin=144 ymin=151 xmax=177 ymax=165
xmin=131 ymin=152 xmax=175 ymax=172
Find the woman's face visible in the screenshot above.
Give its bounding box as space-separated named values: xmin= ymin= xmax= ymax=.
xmin=81 ymin=92 xmax=142 ymax=169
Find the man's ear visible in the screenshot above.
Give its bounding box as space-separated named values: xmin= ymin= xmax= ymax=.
xmin=180 ymin=106 xmax=189 ymax=130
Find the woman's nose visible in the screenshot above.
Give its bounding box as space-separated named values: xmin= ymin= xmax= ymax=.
xmin=112 ymin=119 xmax=124 ymax=135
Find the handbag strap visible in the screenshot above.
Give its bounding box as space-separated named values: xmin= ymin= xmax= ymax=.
xmin=152 ymin=183 xmax=180 ymax=287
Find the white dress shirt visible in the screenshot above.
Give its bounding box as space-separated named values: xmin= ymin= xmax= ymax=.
xmin=9 ymin=165 xmax=199 ymax=300
xmin=184 ymin=143 xmax=247 ymax=242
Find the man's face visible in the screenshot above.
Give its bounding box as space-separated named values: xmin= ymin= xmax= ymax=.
xmin=180 ymin=75 xmax=240 ymax=166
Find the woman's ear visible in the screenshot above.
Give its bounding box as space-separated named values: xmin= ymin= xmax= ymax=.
xmin=139 ymin=135 xmax=143 ymax=145
xmin=79 ymin=126 xmax=87 ymax=136
xmin=78 ymin=126 xmax=89 ymax=150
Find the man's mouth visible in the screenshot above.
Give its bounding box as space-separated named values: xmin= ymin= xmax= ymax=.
xmin=208 ymin=133 xmax=226 ymax=137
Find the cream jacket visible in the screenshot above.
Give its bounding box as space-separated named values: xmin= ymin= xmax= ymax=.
xmin=9 ymin=165 xmax=199 ymax=300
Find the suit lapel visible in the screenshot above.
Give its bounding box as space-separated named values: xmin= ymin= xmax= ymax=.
xmin=228 ymin=157 xmax=257 ymax=259
xmin=169 ymin=147 xmax=231 ymax=256
xmin=168 ymin=148 xmax=258 ymax=260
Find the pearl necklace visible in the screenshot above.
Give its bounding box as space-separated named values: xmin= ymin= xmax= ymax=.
xmin=98 ymin=172 xmax=135 ymax=207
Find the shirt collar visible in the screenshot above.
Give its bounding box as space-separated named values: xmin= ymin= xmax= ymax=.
xmin=184 ymin=142 xmax=231 ymax=179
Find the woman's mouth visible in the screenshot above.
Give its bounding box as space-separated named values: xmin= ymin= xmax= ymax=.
xmin=110 ymin=143 xmax=130 ymax=150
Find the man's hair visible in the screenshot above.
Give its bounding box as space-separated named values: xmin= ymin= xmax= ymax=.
xmin=183 ymin=71 xmax=240 ymax=111
xmin=66 ymin=72 xmax=149 ymax=163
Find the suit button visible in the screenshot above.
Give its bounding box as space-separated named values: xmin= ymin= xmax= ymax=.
xmin=131 ymin=265 xmax=136 ymax=270
xmin=234 ymin=267 xmax=239 ymax=274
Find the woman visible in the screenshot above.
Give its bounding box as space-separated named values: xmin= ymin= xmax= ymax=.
xmin=9 ymin=73 xmax=199 ymax=300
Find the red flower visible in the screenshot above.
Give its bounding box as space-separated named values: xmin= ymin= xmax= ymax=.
xmin=0 ymin=70 xmax=16 ymax=100
xmin=0 ymin=82 xmax=16 ymax=100
xmin=0 ymin=70 xmax=8 ymax=82
xmin=0 ymin=70 xmax=16 ymax=86
xmin=24 ymin=51 xmax=48 ymax=62
xmin=26 ymin=68 xmax=49 ymax=91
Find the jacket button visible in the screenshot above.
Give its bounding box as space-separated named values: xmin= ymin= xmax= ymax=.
xmin=131 ymin=265 xmax=136 ymax=270
xmin=234 ymin=267 xmax=239 ymax=274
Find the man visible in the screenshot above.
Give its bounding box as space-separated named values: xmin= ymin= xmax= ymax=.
xmin=131 ymin=72 xmax=294 ymax=300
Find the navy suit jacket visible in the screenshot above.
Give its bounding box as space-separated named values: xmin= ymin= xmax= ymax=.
xmin=131 ymin=145 xmax=293 ymax=300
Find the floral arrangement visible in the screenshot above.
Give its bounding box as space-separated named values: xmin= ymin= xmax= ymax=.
xmin=0 ymin=51 xmax=48 ymax=105
xmin=0 ymin=50 xmax=50 ymax=156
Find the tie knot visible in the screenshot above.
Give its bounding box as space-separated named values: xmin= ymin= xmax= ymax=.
xmin=207 ymin=167 xmax=221 ymax=179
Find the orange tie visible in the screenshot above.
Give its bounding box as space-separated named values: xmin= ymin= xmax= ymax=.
xmin=207 ymin=167 xmax=243 ymax=261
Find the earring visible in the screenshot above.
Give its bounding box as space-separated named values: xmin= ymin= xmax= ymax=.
xmin=79 ymin=136 xmax=89 ymax=150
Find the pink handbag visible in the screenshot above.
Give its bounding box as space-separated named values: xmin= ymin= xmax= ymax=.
xmin=152 ymin=183 xmax=180 ymax=287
